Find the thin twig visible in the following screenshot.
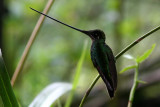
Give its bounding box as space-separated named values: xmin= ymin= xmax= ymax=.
xmin=11 ymin=0 xmax=55 ymax=86
xmin=79 ymin=75 xmax=100 ymax=107
xmin=116 ymin=25 xmax=160 ymax=59
xmin=79 ymin=25 xmax=160 ymax=106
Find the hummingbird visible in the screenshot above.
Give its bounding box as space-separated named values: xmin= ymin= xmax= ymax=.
xmin=30 ymin=7 xmax=117 ymax=98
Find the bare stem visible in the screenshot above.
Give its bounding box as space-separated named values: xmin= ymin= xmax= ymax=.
xmin=116 ymin=25 xmax=160 ymax=59
xmin=11 ymin=0 xmax=55 ymax=86
xmin=79 ymin=25 xmax=160 ymax=106
xmin=79 ymin=75 xmax=100 ymax=107
xmin=128 ymin=64 xmax=139 ymax=107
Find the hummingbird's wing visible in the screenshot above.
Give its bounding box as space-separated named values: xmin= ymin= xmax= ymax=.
xmin=104 ymin=44 xmax=117 ymax=90
xmin=92 ymin=59 xmax=115 ymax=97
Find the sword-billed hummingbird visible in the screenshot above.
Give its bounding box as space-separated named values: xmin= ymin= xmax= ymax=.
xmin=30 ymin=7 xmax=117 ymax=98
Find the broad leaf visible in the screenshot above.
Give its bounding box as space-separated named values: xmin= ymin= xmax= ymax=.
xmin=0 ymin=49 xmax=19 ymax=107
xmin=29 ymin=82 xmax=72 ymax=107
xmin=136 ymin=44 xmax=156 ymax=63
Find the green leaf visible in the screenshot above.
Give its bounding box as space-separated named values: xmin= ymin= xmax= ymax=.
xmin=119 ymin=65 xmax=137 ymax=74
xmin=137 ymin=80 xmax=147 ymax=84
xmin=0 ymin=96 xmax=4 ymax=107
xmin=0 ymin=49 xmax=19 ymax=107
xmin=29 ymin=82 xmax=72 ymax=107
xmin=65 ymin=40 xmax=88 ymax=107
xmin=136 ymin=44 xmax=156 ymax=63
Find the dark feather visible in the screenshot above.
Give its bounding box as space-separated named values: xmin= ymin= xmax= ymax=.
xmin=91 ymin=41 xmax=117 ymax=98
xmin=105 ymin=44 xmax=117 ymax=90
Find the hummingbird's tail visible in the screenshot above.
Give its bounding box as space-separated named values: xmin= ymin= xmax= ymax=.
xmin=103 ymin=78 xmax=115 ymax=98
xmin=106 ymin=85 xmax=114 ymax=98
xmin=96 ymin=66 xmax=115 ymax=98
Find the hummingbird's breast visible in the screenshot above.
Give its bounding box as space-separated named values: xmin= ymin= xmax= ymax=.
xmin=91 ymin=40 xmax=109 ymax=70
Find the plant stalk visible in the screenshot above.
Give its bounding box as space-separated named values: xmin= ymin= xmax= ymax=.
xmin=11 ymin=0 xmax=55 ymax=86
xmin=128 ymin=64 xmax=139 ymax=107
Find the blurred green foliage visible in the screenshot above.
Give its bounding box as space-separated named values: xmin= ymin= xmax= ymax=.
xmin=0 ymin=52 xmax=19 ymax=107
xmin=2 ymin=0 xmax=160 ymax=106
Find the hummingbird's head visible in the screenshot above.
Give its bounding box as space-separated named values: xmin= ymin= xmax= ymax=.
xmin=82 ymin=29 xmax=106 ymax=41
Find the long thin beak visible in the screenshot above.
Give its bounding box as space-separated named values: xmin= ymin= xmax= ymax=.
xmin=30 ymin=7 xmax=91 ymax=37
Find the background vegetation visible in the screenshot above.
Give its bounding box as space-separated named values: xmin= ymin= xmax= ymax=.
xmin=1 ymin=0 xmax=160 ymax=106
